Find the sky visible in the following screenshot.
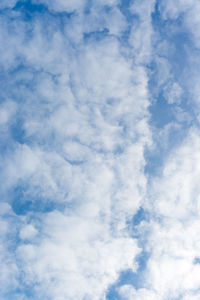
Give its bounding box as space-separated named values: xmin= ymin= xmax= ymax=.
xmin=1 ymin=0 xmax=200 ymax=299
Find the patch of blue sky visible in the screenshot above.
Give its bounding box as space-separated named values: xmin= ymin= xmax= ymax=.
xmin=130 ymin=207 xmax=149 ymax=239
xmin=84 ymin=0 xmax=92 ymax=15
xmin=106 ymin=251 xmax=150 ymax=299
xmin=10 ymin=183 xmax=69 ymax=216
xmin=11 ymin=188 xmax=53 ymax=215
xmin=145 ymin=104 xmax=194 ymax=175
xmin=151 ymin=3 xmax=196 ymax=109
xmin=151 ymin=3 xmax=190 ymax=101
xmin=194 ymin=257 xmax=200 ymax=265
xmin=145 ymin=2 xmax=199 ymax=176
xmin=6 ymin=285 xmax=37 ymax=300
xmin=132 ymin=207 xmax=147 ymax=227
xmin=12 ymin=0 xmax=48 ymax=23
xmin=118 ymin=0 xmax=144 ymax=48
xmin=83 ymin=28 xmax=110 ymax=42
xmin=106 ymin=208 xmax=150 ymax=299
xmin=119 ymin=0 xmax=141 ymax=30
xmin=10 ymin=119 xmax=26 ymax=144
xmin=13 ymin=0 xmax=74 ymax=21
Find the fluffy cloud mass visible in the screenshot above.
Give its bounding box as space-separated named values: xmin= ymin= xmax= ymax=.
xmin=1 ymin=0 xmax=200 ymax=299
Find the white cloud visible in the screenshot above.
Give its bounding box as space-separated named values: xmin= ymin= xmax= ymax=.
xmin=143 ymin=218 xmax=200 ymax=299
xmin=163 ymin=82 xmax=183 ymax=105
xmin=135 ymin=128 xmax=200 ymax=299
xmin=158 ymin=0 xmax=191 ymax=20
xmin=19 ymin=224 xmax=38 ymax=240
xmin=182 ymin=294 xmax=200 ymax=300
xmin=119 ymin=285 xmax=159 ymax=300
xmin=0 ymin=0 xmax=154 ymax=298
xmin=150 ymin=129 xmax=200 ymax=219
xmin=159 ymin=0 xmax=200 ymax=50
xmin=4 ymin=0 xmax=200 ymax=299
xmin=0 ymin=204 xmax=19 ymax=298
xmin=17 ymin=210 xmax=141 ymax=299
xmin=129 ymin=0 xmax=155 ymax=64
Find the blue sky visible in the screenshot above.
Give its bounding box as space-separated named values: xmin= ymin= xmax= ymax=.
xmin=1 ymin=0 xmax=200 ymax=299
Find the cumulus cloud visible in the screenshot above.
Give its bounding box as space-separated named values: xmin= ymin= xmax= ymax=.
xmin=2 ymin=0 xmax=200 ymax=299
xmin=151 ymin=129 xmax=200 ymax=219
xmin=17 ymin=211 xmax=141 ymax=299
xmin=0 ymin=0 xmax=154 ymax=299
xmin=0 ymin=203 xmax=19 ymax=298
xmin=129 ymin=0 xmax=155 ymax=64
xmin=132 ymin=128 xmax=200 ymax=299
xmin=119 ymin=285 xmax=159 ymax=300
xmin=117 ymin=1 xmax=200 ymax=299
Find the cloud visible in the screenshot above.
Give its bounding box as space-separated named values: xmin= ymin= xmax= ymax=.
xmin=143 ymin=218 xmax=200 ymax=299
xmin=0 ymin=0 xmax=154 ymax=299
xmin=163 ymin=81 xmax=183 ymax=105
xmin=19 ymin=224 xmax=38 ymax=240
xmin=0 ymin=203 xmax=19 ymax=298
xmin=0 ymin=101 xmax=17 ymax=125
xmin=133 ymin=128 xmax=200 ymax=299
xmin=17 ymin=210 xmax=141 ymax=299
xmin=4 ymin=0 xmax=200 ymax=299
xmin=119 ymin=1 xmax=200 ymax=297
xmin=129 ymin=0 xmax=155 ymax=64
xmin=158 ymin=0 xmax=191 ymax=20
xmin=119 ymin=285 xmax=159 ymax=300
xmin=151 ymin=128 xmax=200 ymax=219
xmin=157 ymin=0 xmax=200 ymax=109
